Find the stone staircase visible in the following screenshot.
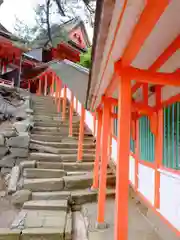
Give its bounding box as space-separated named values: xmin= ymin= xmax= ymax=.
xmin=3 ymin=95 xmax=115 ymax=240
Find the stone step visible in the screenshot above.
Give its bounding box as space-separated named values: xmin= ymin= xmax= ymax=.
xmin=31 ymin=130 xmax=91 ymax=136
xmin=34 ymin=121 xmax=80 ymax=127
xmin=21 ymin=228 xmax=66 ymax=240
xmin=63 ymin=174 xmax=93 ymax=190
xmin=23 ymin=168 xmax=66 ymax=178
xmin=23 ymin=178 xmax=64 ymax=191
xmin=23 ymin=200 xmax=68 ymax=211
xmin=32 ymin=126 xmax=80 ymax=132
xmin=30 ymin=134 xmax=94 ymax=143
xmin=32 ymin=191 xmax=71 ymax=201
xmin=30 ymin=139 xmax=95 ymax=149
xmin=30 ymin=143 xmax=95 ymax=154
xmin=0 ymin=228 xmax=20 ymax=239
xmin=29 ymin=152 xmax=95 ymax=162
xmin=63 ymin=174 xmax=115 ymax=190
xmin=36 ymin=161 xmax=94 ymax=171
xmin=30 ymin=134 xmax=63 ymax=142
xmin=61 ymin=154 xmax=95 ymax=162
xmin=29 ymin=152 xmax=62 ymax=162
xmin=63 ymin=162 xmax=94 ymax=171
xmin=33 ymin=115 xmax=80 ymax=122
xmin=71 ymin=188 xmax=115 ymax=205
xmin=11 ymin=209 xmax=68 ymax=237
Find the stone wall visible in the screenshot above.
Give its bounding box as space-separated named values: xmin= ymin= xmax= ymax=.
xmin=0 ymin=90 xmax=34 ymax=176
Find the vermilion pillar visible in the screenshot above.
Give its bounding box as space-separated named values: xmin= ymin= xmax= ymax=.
xmin=57 ymin=79 xmax=62 ymax=113
xmin=37 ymin=78 xmax=41 ymax=95
xmin=51 ymin=73 xmax=55 ymax=97
xmin=154 ymin=86 xmax=162 ymax=209
xmin=62 ymin=86 xmax=67 ymax=121
xmin=91 ymin=110 xmax=102 ymax=190
xmin=135 ymin=119 xmax=139 ymax=191
xmin=96 ymin=98 xmax=111 ymax=227
xmin=55 ymin=77 xmax=59 ymax=104
xmin=44 ymin=75 xmax=47 ymax=96
xmin=114 ymin=75 xmax=131 ymax=240
xmin=77 ymin=105 xmax=85 ymax=161
xmin=69 ymin=92 xmax=74 ymax=136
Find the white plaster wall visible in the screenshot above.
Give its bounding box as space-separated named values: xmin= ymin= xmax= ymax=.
xmin=138 ymin=164 xmax=155 ymax=205
xmin=129 ymin=155 xmax=135 ymax=185
xmin=85 ymin=110 xmax=94 ymax=133
xmin=159 ymin=170 xmax=180 ymax=231
xmin=111 ymin=137 xmax=117 ymax=163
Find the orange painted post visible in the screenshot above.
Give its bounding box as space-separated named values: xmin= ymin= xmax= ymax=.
xmin=57 ymin=79 xmax=62 ymax=113
xmin=96 ymin=98 xmax=111 ymax=228
xmin=44 ymin=74 xmax=47 ymax=96
xmin=62 ymin=86 xmax=67 ymax=121
xmin=114 ymin=75 xmax=131 ymax=240
xmin=77 ymin=105 xmax=85 ymax=161
xmin=135 ymin=119 xmax=139 ymax=190
xmin=69 ymin=92 xmax=74 ymax=137
xmin=55 ymin=77 xmax=58 ymax=104
xmin=37 ymin=78 xmax=41 ymax=95
xmin=154 ymin=86 xmax=163 ymax=209
xmin=51 ymin=73 xmax=55 ymax=97
xmin=91 ymin=110 xmax=102 ymax=190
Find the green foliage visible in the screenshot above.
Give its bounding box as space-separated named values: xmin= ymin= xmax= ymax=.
xmin=79 ymin=48 xmax=91 ymax=69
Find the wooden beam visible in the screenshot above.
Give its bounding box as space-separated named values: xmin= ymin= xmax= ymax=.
xmin=121 ymin=1 xmax=169 ymax=66
xmin=115 ymin=62 xmax=180 ymax=86
xmin=102 ymin=96 xmax=118 ymax=106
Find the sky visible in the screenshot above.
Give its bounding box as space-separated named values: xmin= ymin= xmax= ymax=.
xmin=0 ymin=0 xmax=93 ymax=42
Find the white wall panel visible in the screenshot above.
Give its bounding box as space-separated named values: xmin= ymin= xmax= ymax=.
xmin=138 ymin=164 xmax=155 ymax=205
xmin=159 ymin=170 xmax=180 ymax=231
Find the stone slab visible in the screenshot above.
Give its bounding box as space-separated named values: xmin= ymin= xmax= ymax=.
xmin=29 ymin=152 xmax=62 ymax=162
xmin=23 ymin=200 xmax=68 ymax=211
xmin=23 ymin=178 xmax=64 ymax=192
xmin=8 ymin=166 xmax=20 ymax=194
xmin=32 ymin=191 xmax=70 ymax=201
xmin=0 ymin=134 xmax=5 ymax=146
xmin=63 ymin=162 xmax=94 ymax=171
xmin=65 ymin=212 xmax=72 ymax=240
xmin=7 ymin=134 xmax=30 ymax=148
xmin=36 ymin=161 xmax=63 ymax=169
xmin=21 ymin=228 xmax=64 ymax=240
xmin=61 ymin=154 xmax=94 ymax=162
xmin=29 ymin=143 xmax=60 ymax=154
xmin=63 ymin=174 xmax=93 ymax=190
xmin=20 ymin=160 xmax=36 ymax=170
xmin=12 ymin=189 xmax=32 ymax=205
xmin=0 ymin=155 xmax=16 ymax=168
xmin=30 ymin=134 xmax=63 ymax=142
xmin=0 ymin=228 xmax=21 ymax=240
xmin=23 ymin=168 xmax=66 ymax=178
xmin=0 ymin=146 xmax=8 ymax=157
xmin=10 ymin=148 xmax=28 ymax=158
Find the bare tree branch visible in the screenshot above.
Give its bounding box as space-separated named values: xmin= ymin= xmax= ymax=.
xmin=46 ymin=0 xmax=52 ymax=43
xmin=53 ymin=0 xmax=66 ymax=16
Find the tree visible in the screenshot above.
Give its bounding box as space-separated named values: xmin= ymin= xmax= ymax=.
xmin=78 ymin=47 xmax=91 ymax=69
xmin=14 ymin=0 xmax=95 ymax=44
